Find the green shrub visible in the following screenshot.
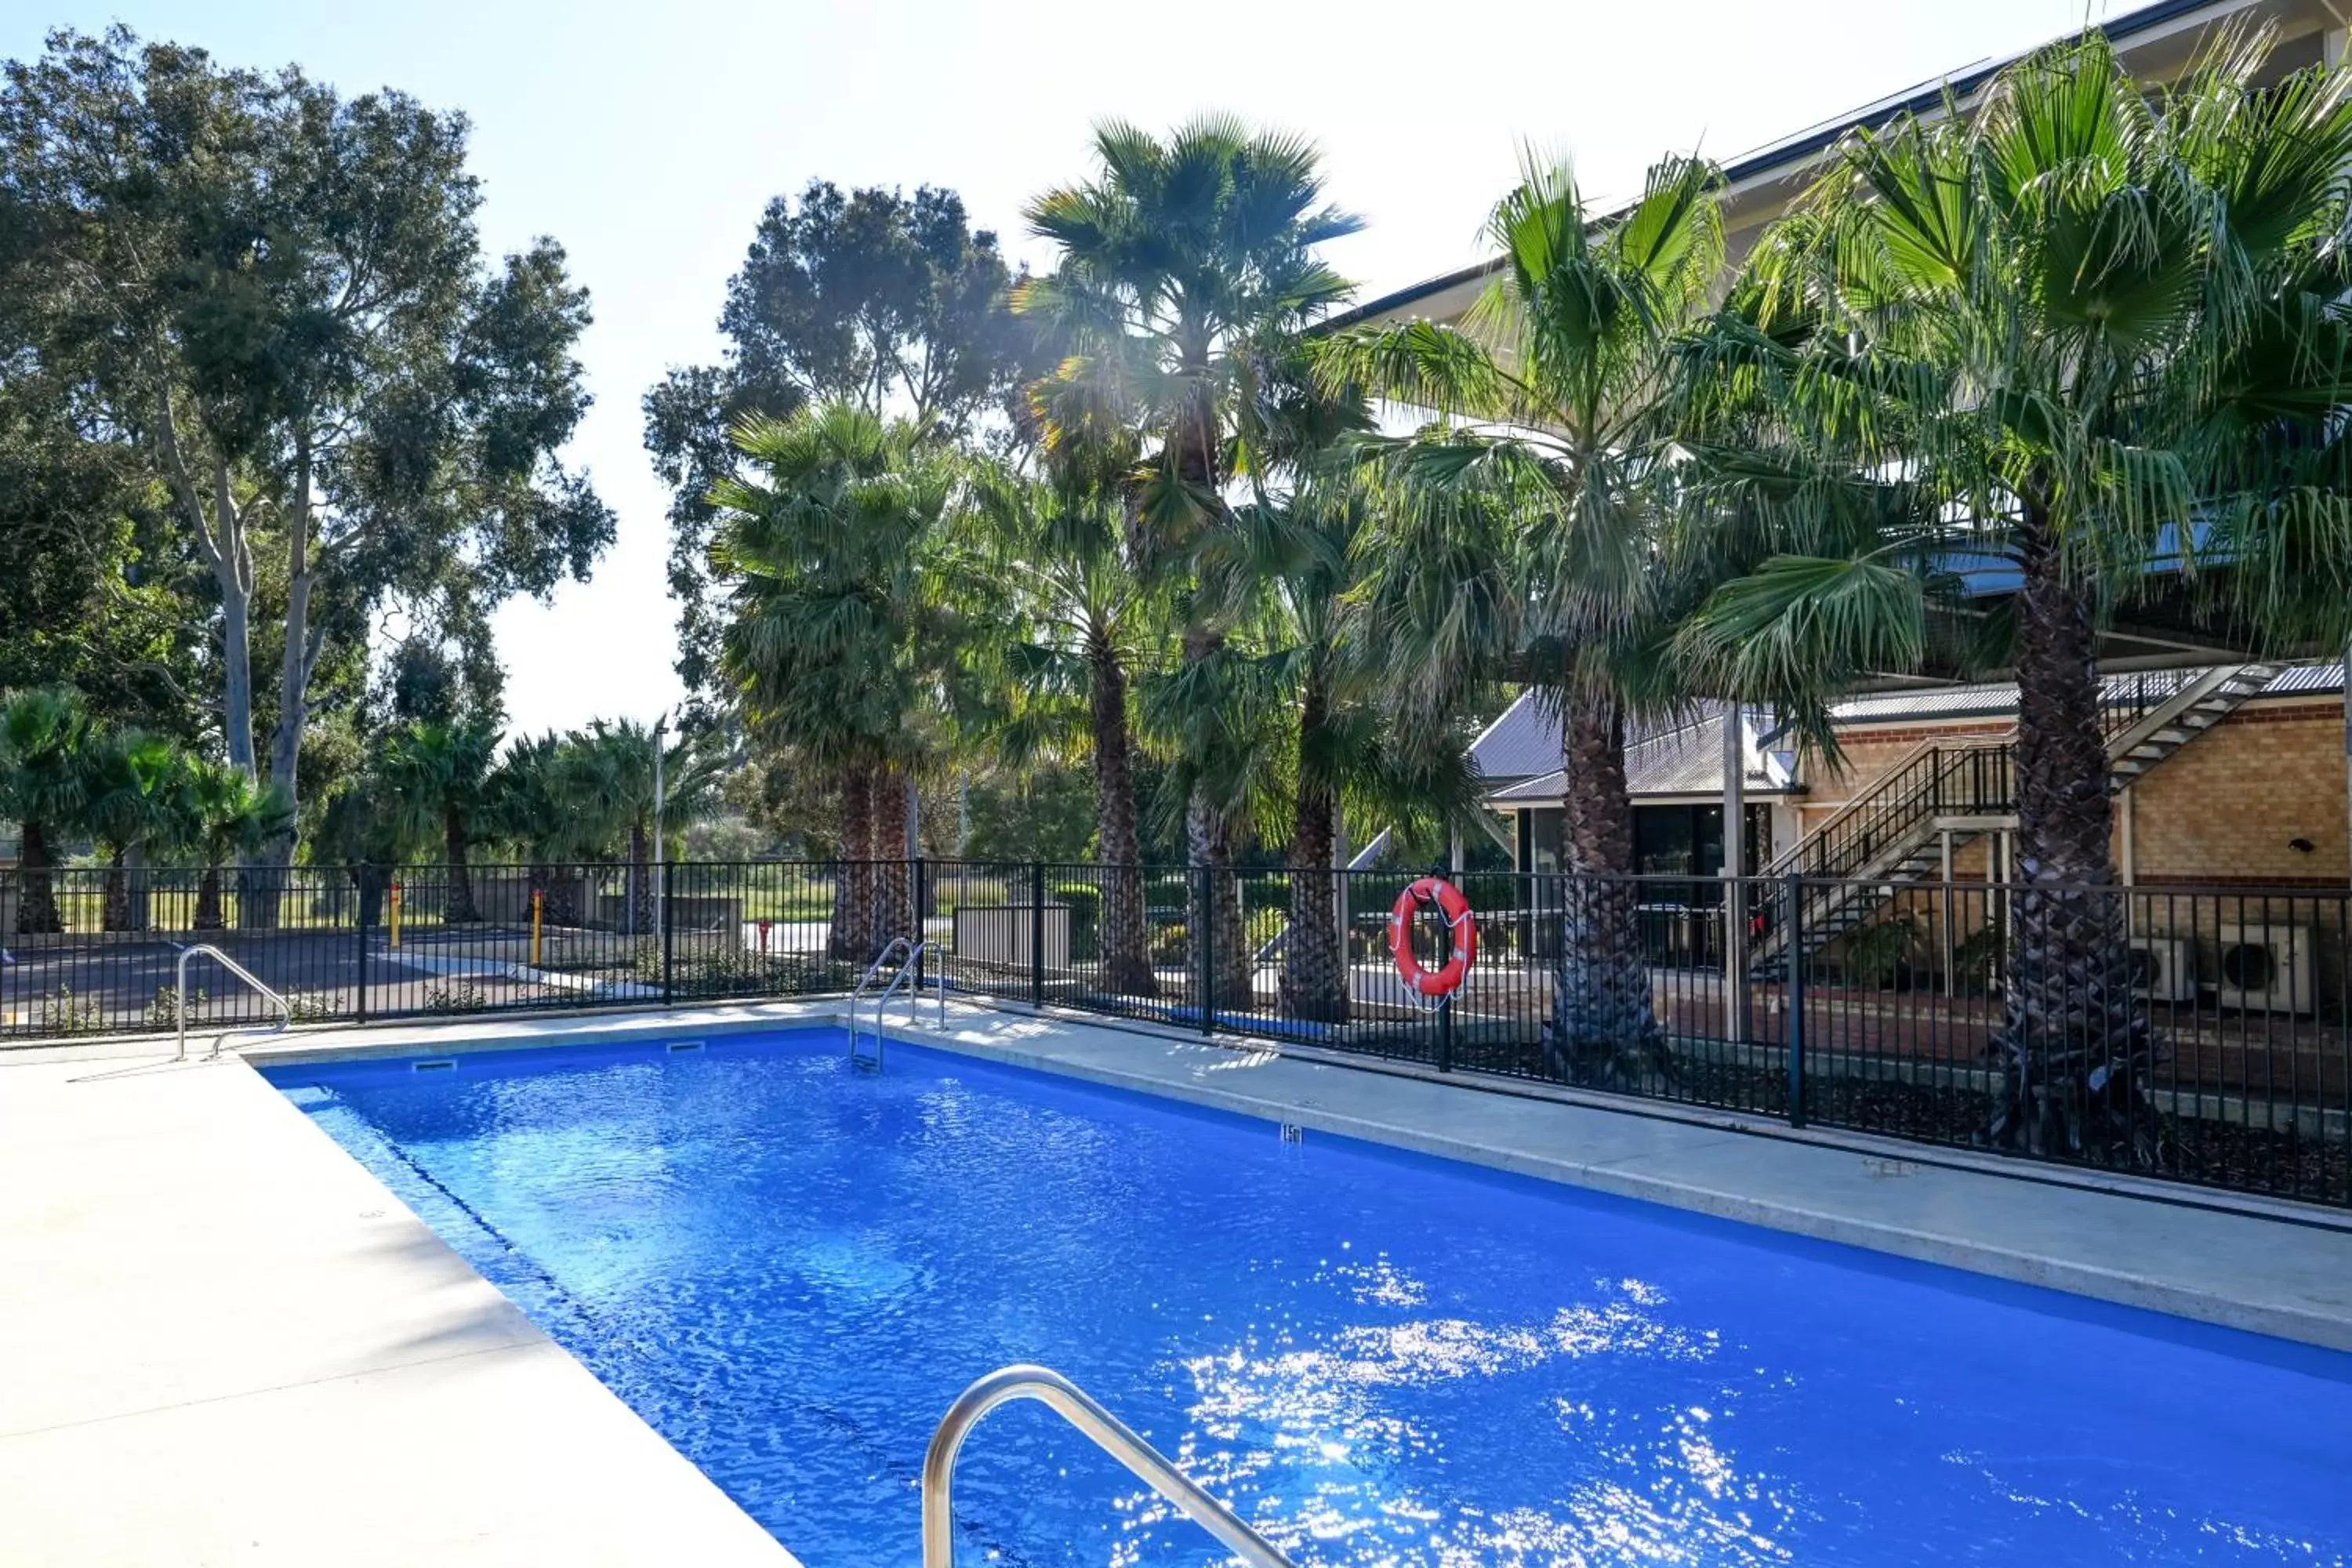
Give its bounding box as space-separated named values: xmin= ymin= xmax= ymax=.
xmin=423 ymin=981 xmax=488 ymax=1014
xmin=38 ymin=986 xmax=106 ymax=1037
xmin=1149 ymin=920 xmax=1189 ymax=966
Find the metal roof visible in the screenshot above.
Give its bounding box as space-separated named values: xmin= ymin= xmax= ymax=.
xmin=1487 ymin=710 xmax=1791 ymax=804
xmin=1473 ymin=660 xmax=2346 ymax=804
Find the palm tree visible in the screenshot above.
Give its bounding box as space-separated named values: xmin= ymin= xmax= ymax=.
xmin=184 ymin=760 xmax=293 ymax=931
xmin=1316 ymin=154 xmax=1726 ymax=1076
xmin=1018 ymin=116 xmax=1360 ymax=1009
xmin=76 ymin=728 xmax=188 ymax=931
xmin=0 ymin=687 xmax=93 ymax=935
xmin=569 ymin=718 xmax=727 ymax=935
xmin=488 ymin=731 xmax=600 ymax=925
xmin=376 ymin=719 xmax=503 ymax=924
xmin=1230 ymin=482 xmax=1486 ymax=1024
xmin=712 ymin=404 xmax=957 ymax=960
xmin=965 ymin=463 xmax=1163 ymax=993
xmin=1672 ymin=31 xmax=2352 ymax=1161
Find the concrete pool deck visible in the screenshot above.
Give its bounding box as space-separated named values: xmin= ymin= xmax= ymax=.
xmin=6 ymin=999 xmax=2352 ymax=1564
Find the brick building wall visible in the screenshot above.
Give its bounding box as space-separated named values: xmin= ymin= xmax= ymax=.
xmin=1794 ymin=702 xmax=2349 ymax=888
xmin=2125 ymin=700 xmax=2347 ymax=886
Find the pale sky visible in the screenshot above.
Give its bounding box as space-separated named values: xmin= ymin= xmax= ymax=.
xmin=9 ymin=0 xmax=2135 ymax=736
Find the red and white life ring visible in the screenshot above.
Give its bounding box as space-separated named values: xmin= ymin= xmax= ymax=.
xmin=1388 ymin=877 xmax=1477 ymax=1000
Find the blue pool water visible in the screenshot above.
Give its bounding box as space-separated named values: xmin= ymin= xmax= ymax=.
xmin=267 ymin=1030 xmax=2352 ymax=1566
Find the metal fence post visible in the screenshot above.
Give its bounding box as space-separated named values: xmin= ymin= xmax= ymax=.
xmin=1785 ymin=869 xmax=1806 ymax=1128
xmin=354 ymin=868 xmax=372 ymax=1025
xmin=1199 ymin=862 xmax=1216 ymax=1037
xmin=912 ymin=856 xmax=928 ymax=1001
xmin=1029 ymin=862 xmax=1046 ymax=1007
xmin=660 ymin=860 xmax=675 ymax=1006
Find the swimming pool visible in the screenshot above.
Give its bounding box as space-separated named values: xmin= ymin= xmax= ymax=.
xmin=266 ymin=1028 xmax=2352 ymax=1566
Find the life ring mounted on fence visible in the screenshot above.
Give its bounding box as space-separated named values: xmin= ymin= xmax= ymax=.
xmin=1388 ymin=877 xmax=1477 ymax=1001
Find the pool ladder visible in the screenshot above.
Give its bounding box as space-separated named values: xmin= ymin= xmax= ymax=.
xmin=172 ymin=943 xmax=293 ymax=1061
xmin=848 ymin=937 xmax=946 ymax=1070
xmin=921 ymin=1363 xmax=1292 ymax=1566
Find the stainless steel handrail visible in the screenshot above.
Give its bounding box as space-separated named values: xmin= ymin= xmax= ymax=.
xmin=920 ymin=1363 xmax=1293 ymax=1568
xmin=848 ymin=935 xmax=915 ymax=1058
xmin=172 ymin=943 xmax=293 ymax=1062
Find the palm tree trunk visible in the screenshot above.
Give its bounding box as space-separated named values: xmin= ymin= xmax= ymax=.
xmin=829 ymin=763 xmax=874 ymax=960
xmin=101 ymin=845 xmax=131 ymax=933
xmin=1985 ymin=517 xmax=2154 ymax=1163
xmin=628 ymin=818 xmax=655 ymax=938
xmin=1186 ymin=797 xmax=1250 ymax=1012
xmin=869 ymin=764 xmax=912 ymax=955
xmin=1179 ymin=624 xmax=1251 ymax=1012
xmin=1279 ymin=663 xmax=1347 ymax=1023
xmin=125 ymin=841 xmax=151 ymax=932
xmin=1087 ymin=628 xmax=1155 ymax=996
xmin=14 ymin=819 xmax=63 ymax=935
xmin=445 ymin=809 xmax=479 ymax=925
xmin=1548 ymin=689 xmax=1668 ymax=1083
xmin=194 ymin=857 xmax=225 ymax=931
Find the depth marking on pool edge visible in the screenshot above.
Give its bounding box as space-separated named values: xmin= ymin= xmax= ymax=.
xmin=1280 ymin=1123 xmax=1305 ymax=1145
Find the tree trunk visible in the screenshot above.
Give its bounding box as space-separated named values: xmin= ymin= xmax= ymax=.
xmin=829 ymin=763 xmax=874 ymax=961
xmin=1087 ymin=628 xmax=1156 ymax=996
xmin=444 ymin=808 xmax=478 ymax=925
xmin=1279 ymin=663 xmax=1347 ymax=1024
xmin=125 ymin=840 xmax=152 ymax=932
xmin=1186 ymin=796 xmax=1250 ymax=1013
xmin=1984 ymin=517 xmax=2154 ymax=1165
xmin=1180 ymin=624 xmax=1251 ymax=1012
xmin=194 ymin=858 xmax=225 ymax=931
xmin=628 ymin=818 xmax=656 ymax=938
xmin=869 ymin=765 xmax=912 ymax=954
xmin=220 ymin=575 xmax=256 ymax=780
xmin=101 ymin=845 xmax=131 ymax=933
xmin=1548 ymin=689 xmax=1668 ymax=1083
xmin=13 ymin=819 xmax=63 ymax=936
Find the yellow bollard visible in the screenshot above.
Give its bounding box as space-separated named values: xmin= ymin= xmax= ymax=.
xmin=389 ymin=880 xmax=402 ymax=949
xmin=531 ymin=888 xmax=543 ymax=967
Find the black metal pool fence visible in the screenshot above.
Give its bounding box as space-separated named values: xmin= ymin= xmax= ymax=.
xmin=4 ymin=858 xmax=2346 ymax=1207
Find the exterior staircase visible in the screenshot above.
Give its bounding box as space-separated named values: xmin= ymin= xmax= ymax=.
xmin=1749 ymin=662 xmax=2285 ymax=975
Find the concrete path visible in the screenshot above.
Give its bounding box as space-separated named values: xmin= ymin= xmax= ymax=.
xmin=0 ymin=1042 xmax=794 ymax=1567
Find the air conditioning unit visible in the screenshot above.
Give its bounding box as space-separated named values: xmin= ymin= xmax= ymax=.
xmin=2125 ymin=936 xmax=2196 ymax=1001
xmin=2213 ymin=923 xmax=2317 ymax=1015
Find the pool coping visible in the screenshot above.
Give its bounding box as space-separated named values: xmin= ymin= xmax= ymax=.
xmin=0 ymin=1028 xmax=802 ymax=1567
xmin=8 ymin=996 xmax=2349 ymax=1566
xmin=243 ymin=997 xmax=2352 ymax=1352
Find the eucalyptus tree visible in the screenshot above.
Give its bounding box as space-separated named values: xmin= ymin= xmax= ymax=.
xmin=1671 ymin=32 xmax=2352 ymax=1161
xmin=376 ymin=718 xmax=503 ymax=924
xmin=712 ymin=404 xmax=959 ymax=958
xmin=964 ymin=462 xmax=1163 ymax=993
xmin=648 ymin=180 xmax=1031 ymax=712
xmin=1316 ymin=154 xmax=1726 ymax=1076
xmin=1018 ymin=117 xmax=1361 ymax=1004
xmin=1 ymin=28 xmax=612 ymax=891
